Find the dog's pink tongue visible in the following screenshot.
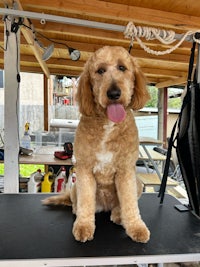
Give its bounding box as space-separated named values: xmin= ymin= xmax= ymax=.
xmin=107 ymin=103 xmax=126 ymax=123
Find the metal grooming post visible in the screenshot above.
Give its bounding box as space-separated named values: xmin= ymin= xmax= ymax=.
xmin=4 ymin=17 xmax=20 ymax=193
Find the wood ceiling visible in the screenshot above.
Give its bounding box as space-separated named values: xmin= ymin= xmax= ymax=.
xmin=0 ymin=0 xmax=200 ymax=88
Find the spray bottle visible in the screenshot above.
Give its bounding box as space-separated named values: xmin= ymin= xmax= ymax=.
xmin=28 ymin=169 xmax=43 ymax=193
xmin=66 ymin=166 xmax=76 ymax=190
xmin=54 ymin=166 xmax=66 ymax=193
xmin=21 ymin=122 xmax=31 ymax=149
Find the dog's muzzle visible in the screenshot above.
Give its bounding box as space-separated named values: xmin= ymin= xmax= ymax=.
xmin=107 ymin=89 xmax=121 ymax=100
xmin=107 ymin=83 xmax=121 ymax=100
xmin=106 ymin=83 xmax=126 ymax=123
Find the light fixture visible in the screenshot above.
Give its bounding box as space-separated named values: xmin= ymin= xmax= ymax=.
xmin=35 ymin=36 xmax=81 ymax=61
xmin=34 ymin=38 xmax=54 ymax=61
xmin=40 ymin=40 xmax=81 ymax=61
xmin=42 ymin=43 xmax=54 ymax=61
xmin=25 ymin=18 xmax=81 ymax=62
xmin=45 ymin=41 xmax=81 ymax=61
xmin=68 ymin=47 xmax=81 ymax=61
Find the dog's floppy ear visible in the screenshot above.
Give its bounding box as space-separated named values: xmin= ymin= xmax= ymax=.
xmin=130 ymin=57 xmax=150 ymax=110
xmin=76 ymin=60 xmax=95 ymax=116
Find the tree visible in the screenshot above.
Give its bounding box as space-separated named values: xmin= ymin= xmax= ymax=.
xmin=146 ymin=86 xmax=158 ymax=107
xmin=146 ymin=86 xmax=182 ymax=109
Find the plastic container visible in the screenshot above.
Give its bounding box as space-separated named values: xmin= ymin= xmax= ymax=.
xmin=21 ymin=122 xmax=31 ymax=149
xmin=28 ymin=169 xmax=43 ymax=193
xmin=21 ymin=132 xmax=31 ymax=149
xmin=66 ymin=166 xmax=76 ymax=190
xmin=54 ymin=166 xmax=66 ymax=193
xmin=41 ymin=172 xmax=53 ymax=193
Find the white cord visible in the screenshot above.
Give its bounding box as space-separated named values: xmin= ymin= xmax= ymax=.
xmin=125 ymin=22 xmax=176 ymax=44
xmin=124 ymin=22 xmax=198 ymax=55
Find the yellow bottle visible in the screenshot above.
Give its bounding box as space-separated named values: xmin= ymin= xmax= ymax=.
xmin=41 ymin=172 xmax=53 ymax=193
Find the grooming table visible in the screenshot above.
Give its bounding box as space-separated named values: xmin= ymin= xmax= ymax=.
xmin=0 ymin=193 xmax=200 ymax=266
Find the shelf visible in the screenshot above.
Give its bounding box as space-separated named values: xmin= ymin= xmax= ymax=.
xmin=0 ymin=146 xmax=73 ymax=166
xmin=19 ymin=154 xmax=72 ymax=165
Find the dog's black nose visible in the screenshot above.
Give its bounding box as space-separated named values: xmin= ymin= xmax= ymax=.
xmin=107 ymin=88 xmax=121 ymax=100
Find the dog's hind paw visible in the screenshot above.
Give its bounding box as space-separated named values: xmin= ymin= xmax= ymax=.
xmin=73 ymin=219 xmax=95 ymax=242
xmin=126 ymin=222 xmax=150 ymax=243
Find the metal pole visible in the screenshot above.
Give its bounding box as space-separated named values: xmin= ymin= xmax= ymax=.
xmin=0 ymin=7 xmax=125 ymax=32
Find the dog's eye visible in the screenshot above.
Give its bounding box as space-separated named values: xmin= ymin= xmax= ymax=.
xmin=118 ymin=65 xmax=127 ymax=72
xmin=97 ymin=68 xmax=106 ymax=75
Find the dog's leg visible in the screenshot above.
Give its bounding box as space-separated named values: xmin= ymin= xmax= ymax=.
xmin=115 ymin=170 xmax=150 ymax=243
xmin=72 ymin=168 xmax=96 ymax=242
xmin=111 ymin=178 xmax=143 ymax=225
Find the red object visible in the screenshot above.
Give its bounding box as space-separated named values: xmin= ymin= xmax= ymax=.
xmin=63 ymin=99 xmax=70 ymax=105
xmin=54 ymin=151 xmax=72 ymax=160
xmin=56 ymin=178 xmax=65 ymax=192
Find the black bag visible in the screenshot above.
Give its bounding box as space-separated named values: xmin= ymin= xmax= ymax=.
xmin=159 ymin=41 xmax=200 ymax=218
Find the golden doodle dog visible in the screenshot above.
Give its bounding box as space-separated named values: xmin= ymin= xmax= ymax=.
xmin=43 ymin=46 xmax=150 ymax=243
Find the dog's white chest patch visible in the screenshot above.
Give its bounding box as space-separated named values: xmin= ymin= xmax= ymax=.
xmin=93 ymin=121 xmax=114 ymax=173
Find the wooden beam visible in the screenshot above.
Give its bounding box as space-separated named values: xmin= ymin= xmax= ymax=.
xmin=156 ymin=76 xmax=187 ymax=88
xmin=137 ymin=58 xmax=188 ymax=73
xmin=142 ymin=67 xmax=187 ymax=79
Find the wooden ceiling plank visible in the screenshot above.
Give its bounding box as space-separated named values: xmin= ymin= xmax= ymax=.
xmin=142 ymin=67 xmax=187 ymax=78
xmin=20 ymin=0 xmax=200 ymax=31
xmin=104 ymin=0 xmax=200 ymax=17
xmin=156 ymin=76 xmax=187 ymax=88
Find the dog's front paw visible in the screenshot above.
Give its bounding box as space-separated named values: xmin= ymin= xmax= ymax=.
xmin=73 ymin=219 xmax=95 ymax=242
xmin=126 ymin=222 xmax=150 ymax=243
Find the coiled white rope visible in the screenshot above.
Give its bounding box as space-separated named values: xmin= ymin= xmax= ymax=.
xmin=124 ymin=22 xmax=198 ymax=56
